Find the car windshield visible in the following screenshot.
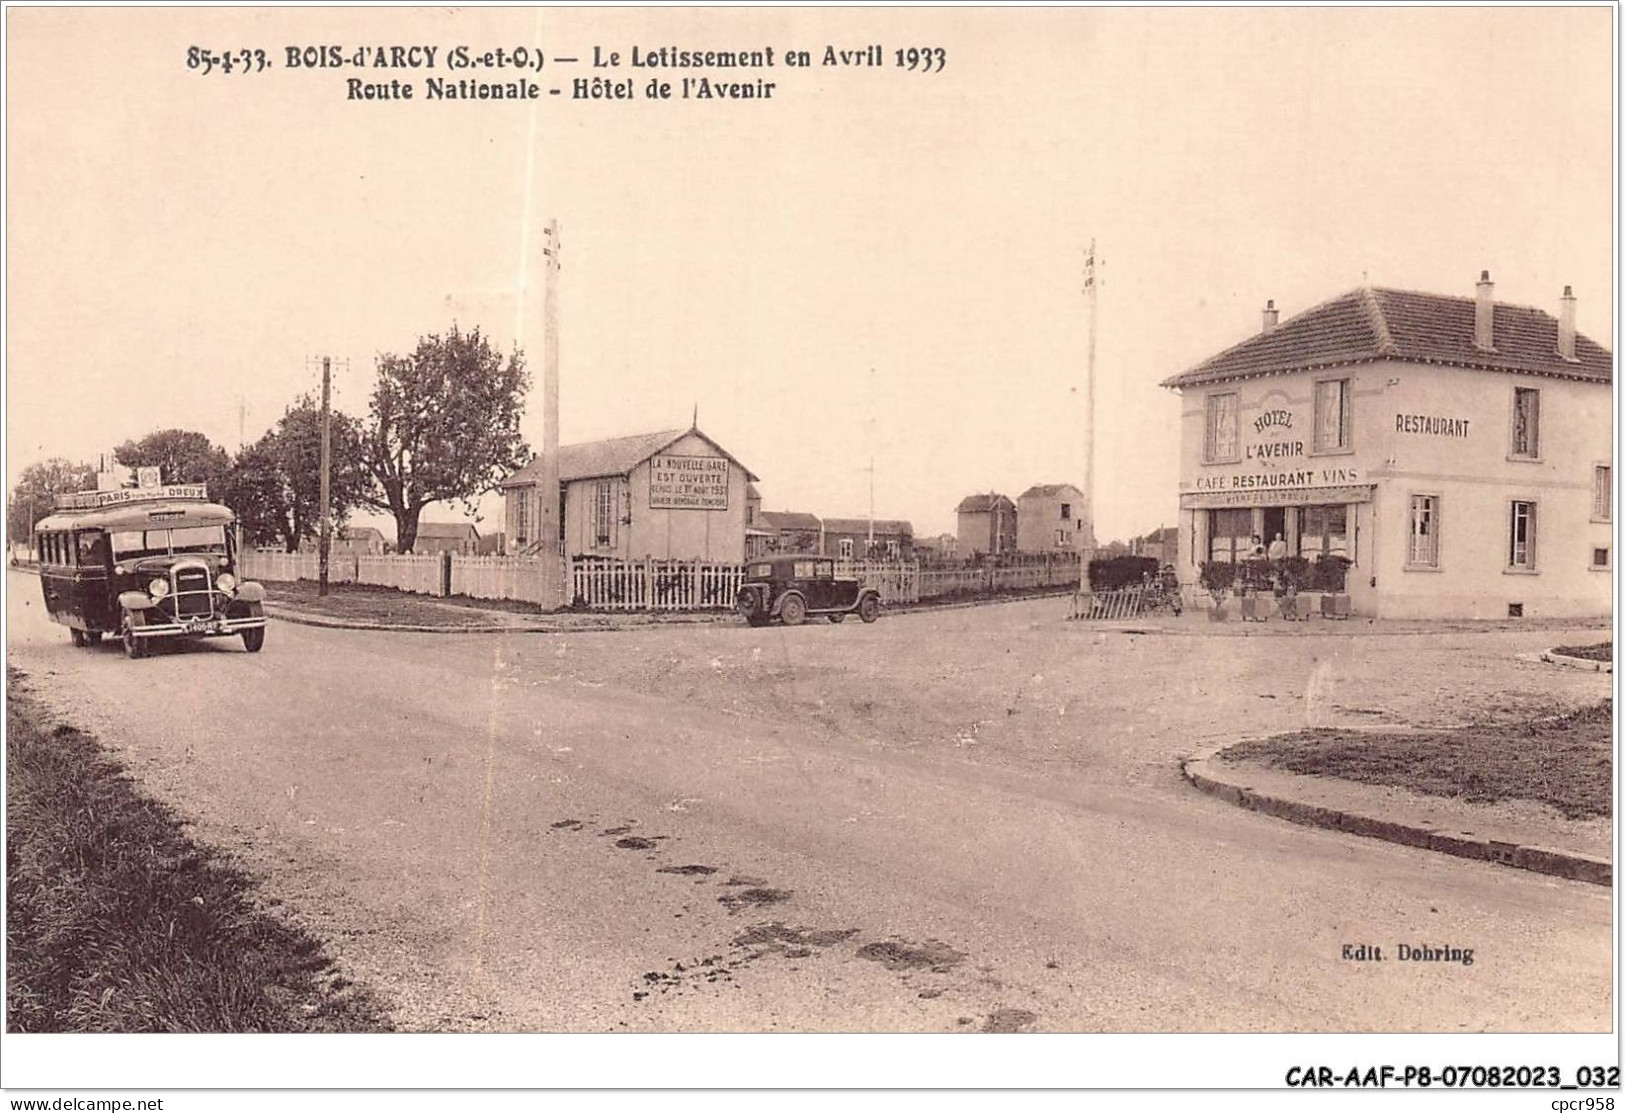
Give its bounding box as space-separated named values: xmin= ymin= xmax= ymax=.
xmin=749 ymin=563 xmax=772 ymax=577
xmin=110 ymin=525 xmax=228 ymax=559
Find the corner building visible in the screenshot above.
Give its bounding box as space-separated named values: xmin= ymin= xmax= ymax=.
xmin=1162 ymin=276 xmax=1612 ymax=619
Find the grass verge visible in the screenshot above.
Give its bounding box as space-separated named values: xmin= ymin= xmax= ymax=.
xmin=1552 ymin=640 xmax=1612 ymax=662
xmin=265 ymin=580 xmax=544 ymax=625
xmin=1221 ymin=701 xmax=1612 ymax=820
xmin=6 ymin=666 xmax=391 ymax=1031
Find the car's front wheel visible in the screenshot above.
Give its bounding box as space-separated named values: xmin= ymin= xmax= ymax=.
xmin=241 ymin=603 xmax=265 ymax=653
xmin=858 ymin=594 xmax=880 ymax=623
xmin=779 ymin=594 xmax=806 ymax=626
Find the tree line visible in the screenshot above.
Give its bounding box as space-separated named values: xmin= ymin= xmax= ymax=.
xmin=8 ymin=325 xmax=530 ymax=555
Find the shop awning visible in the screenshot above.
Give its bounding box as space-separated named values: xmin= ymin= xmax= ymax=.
xmin=1179 ymin=484 xmax=1375 ymax=510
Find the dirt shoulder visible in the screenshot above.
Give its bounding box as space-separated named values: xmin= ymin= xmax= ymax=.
xmin=5 ymin=665 xmax=390 ymax=1032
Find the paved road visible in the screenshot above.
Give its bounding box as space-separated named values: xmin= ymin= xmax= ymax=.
xmin=6 ymin=570 xmax=1612 ymax=1032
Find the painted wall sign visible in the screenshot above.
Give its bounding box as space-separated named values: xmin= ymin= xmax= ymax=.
xmin=1246 ymin=439 xmax=1304 ymax=461
xmin=1395 ymin=414 xmax=1470 ymax=437
xmin=648 ymin=454 xmax=730 ymax=510
xmin=1180 ymin=483 xmax=1374 ymax=510
xmin=1252 ymin=409 xmax=1293 ymax=434
xmin=1193 ymin=466 xmax=1360 ymax=492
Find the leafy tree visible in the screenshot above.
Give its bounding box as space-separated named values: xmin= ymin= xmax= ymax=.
xmin=7 ymin=458 xmax=95 ymax=547
xmin=225 ymin=440 xmax=290 ymax=550
xmin=114 ymin=429 xmax=231 ymax=497
xmin=228 ymin=397 xmax=367 ymax=552
xmin=358 ymin=325 xmax=529 ymax=553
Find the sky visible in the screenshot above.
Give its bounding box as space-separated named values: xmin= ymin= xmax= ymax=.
xmin=6 ymin=7 xmax=1615 ymax=543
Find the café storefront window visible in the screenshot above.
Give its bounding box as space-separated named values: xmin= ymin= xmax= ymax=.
xmin=1207 ymin=508 xmax=1252 ymax=563
xmin=1297 ymin=504 xmax=1348 ymax=560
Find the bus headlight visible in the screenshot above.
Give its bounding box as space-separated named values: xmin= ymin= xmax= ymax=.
xmin=216 ymin=572 xmax=236 ymax=594
xmin=148 ymin=577 xmax=169 ymax=599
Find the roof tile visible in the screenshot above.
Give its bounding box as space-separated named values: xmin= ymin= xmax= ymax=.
xmin=1162 ymin=286 xmax=1612 ymax=388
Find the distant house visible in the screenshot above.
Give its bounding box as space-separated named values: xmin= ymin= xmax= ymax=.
xmin=298 ymin=525 xmax=387 ymax=557
xmin=1133 ymin=526 xmax=1180 ymax=565
xmin=956 ymin=493 xmax=1017 ymax=556
xmin=820 ymin=517 xmax=914 ymax=561
xmin=1017 ymin=483 xmax=1094 ymax=553
xmin=756 ymin=510 xmax=823 ymax=556
xmin=743 ymin=483 xmax=773 ymax=558
xmin=498 ymin=425 xmax=758 ymax=563
xmin=413 ymin=521 xmax=480 ymax=555
xmin=912 ymin=532 xmax=960 ymax=564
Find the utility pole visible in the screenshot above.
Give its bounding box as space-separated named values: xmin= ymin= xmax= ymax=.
xmin=318 ymin=356 xmax=332 ymax=597
xmin=540 ymin=220 xmax=562 ymax=587
xmin=867 ymin=368 xmax=876 ymax=554
xmin=867 ymin=456 xmax=875 ymax=550
xmin=1076 ymin=240 xmax=1100 ymax=605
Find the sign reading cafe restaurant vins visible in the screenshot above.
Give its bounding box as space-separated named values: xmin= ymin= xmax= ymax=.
xmin=648 ymin=454 xmax=730 ymax=510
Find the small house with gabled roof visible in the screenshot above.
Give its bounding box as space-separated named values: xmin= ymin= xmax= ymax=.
xmin=498 ymin=424 xmax=758 ymax=562
xmin=956 ymin=492 xmax=1017 ymax=556
xmin=1016 ymin=483 xmax=1093 ymax=553
xmin=1162 ymin=274 xmax=1612 ymax=619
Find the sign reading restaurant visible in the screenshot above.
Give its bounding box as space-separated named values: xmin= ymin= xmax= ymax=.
xmin=1194 ymin=466 xmax=1361 ymax=492
xmin=648 ymin=454 xmax=730 ymax=510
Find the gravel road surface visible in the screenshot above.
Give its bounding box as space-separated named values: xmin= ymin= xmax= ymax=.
xmin=7 ymin=570 xmax=1611 ymax=1032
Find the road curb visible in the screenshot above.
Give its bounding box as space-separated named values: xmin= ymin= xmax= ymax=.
xmin=1541 ymin=649 xmax=1613 ymax=673
xmin=1181 ymin=748 xmax=1611 ymax=887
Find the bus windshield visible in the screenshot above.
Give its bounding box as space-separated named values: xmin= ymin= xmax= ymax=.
xmin=110 ymin=525 xmax=228 ymax=559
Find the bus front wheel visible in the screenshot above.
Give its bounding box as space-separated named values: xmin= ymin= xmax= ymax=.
xmin=121 ymin=612 xmax=148 ymax=660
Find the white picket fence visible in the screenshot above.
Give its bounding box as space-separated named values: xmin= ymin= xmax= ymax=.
xmin=915 ymin=555 xmax=1083 ymax=600
xmin=238 ymin=548 xmax=1084 ymax=613
xmin=835 ymin=559 xmax=920 ymax=605
xmin=453 ymin=555 xmax=556 ymax=606
xmin=363 ymin=554 xmax=445 ymax=597
xmin=242 ymin=550 xmax=356 ymax=584
xmin=568 ymin=558 xmax=745 ymax=612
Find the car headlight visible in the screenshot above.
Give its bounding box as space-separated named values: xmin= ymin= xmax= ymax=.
xmin=216 ymin=572 xmax=236 ymax=593
xmin=148 ymin=577 xmax=169 ymax=599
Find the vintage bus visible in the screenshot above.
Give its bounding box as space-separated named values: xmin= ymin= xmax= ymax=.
xmin=33 ymin=485 xmax=267 ymax=658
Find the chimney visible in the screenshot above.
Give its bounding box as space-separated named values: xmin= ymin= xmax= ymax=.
xmin=1558 ymin=285 xmax=1577 ymax=361
xmin=1475 ymin=270 xmax=1495 ymax=350
xmin=1261 ymin=298 xmax=1279 ymax=333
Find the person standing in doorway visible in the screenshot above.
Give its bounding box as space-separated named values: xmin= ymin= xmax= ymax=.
xmin=1268 ymin=532 xmax=1287 ymax=561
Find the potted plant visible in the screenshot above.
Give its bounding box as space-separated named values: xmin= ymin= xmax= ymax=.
xmin=1198 ymin=560 xmax=1237 ymax=621
xmin=1277 ymin=555 xmax=1310 ymax=621
xmin=1237 ymin=558 xmax=1273 ymax=621
xmin=1315 ymin=555 xmax=1353 ymax=619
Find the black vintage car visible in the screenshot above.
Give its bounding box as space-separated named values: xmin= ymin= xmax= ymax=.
xmin=734 ymin=555 xmax=881 ymax=627
xmin=33 ymin=486 xmax=267 ymax=658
